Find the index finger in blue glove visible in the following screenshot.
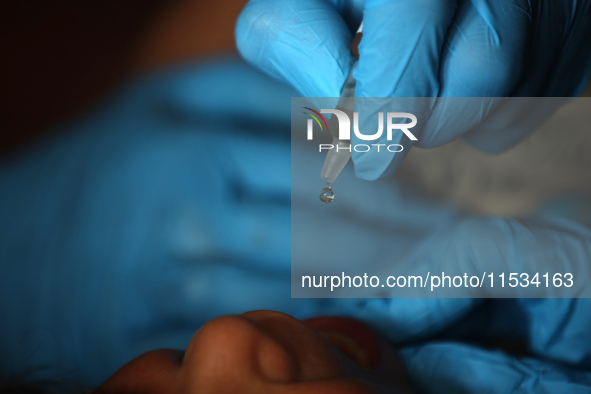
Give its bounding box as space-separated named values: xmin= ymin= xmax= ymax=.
xmin=418 ymin=0 xmax=591 ymax=151
xmin=437 ymin=0 xmax=530 ymax=99
xmin=355 ymin=0 xmax=456 ymax=98
xmin=423 ymin=0 xmax=575 ymax=153
xmin=352 ymin=0 xmax=457 ymax=180
xmin=414 ymin=0 xmax=531 ymax=150
xmin=354 ymin=0 xmax=531 ymax=173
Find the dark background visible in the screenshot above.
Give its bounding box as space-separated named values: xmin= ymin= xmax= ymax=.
xmin=1 ymin=1 xmax=247 ymax=156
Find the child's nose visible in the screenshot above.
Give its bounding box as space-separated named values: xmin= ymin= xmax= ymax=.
xmin=184 ymin=315 xmax=298 ymax=386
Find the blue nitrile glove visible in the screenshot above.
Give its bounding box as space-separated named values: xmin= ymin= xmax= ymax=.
xmin=290 ymin=138 xmax=591 ymax=393
xmin=401 ymin=338 xmax=591 ymax=393
xmin=400 ymin=300 xmax=591 ymax=393
xmin=308 ymin=188 xmax=591 ymax=392
xmin=310 ymin=185 xmax=591 ymax=337
xmin=236 ymin=0 xmax=591 ymax=180
xmin=0 ymin=58 xmax=327 ymax=388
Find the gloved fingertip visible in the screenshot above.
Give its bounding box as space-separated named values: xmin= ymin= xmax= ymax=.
xmin=234 ymin=1 xmax=273 ymax=59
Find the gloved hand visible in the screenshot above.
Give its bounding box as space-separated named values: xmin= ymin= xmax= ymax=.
xmin=236 ymin=0 xmax=591 ymax=180
xmin=303 ymin=172 xmax=591 ymax=392
xmin=289 ymin=134 xmax=591 ymax=393
xmin=401 ymin=299 xmax=591 ymax=393
xmin=0 ymin=58 xmax=325 ymax=386
xmin=309 ymin=196 xmax=588 ymax=342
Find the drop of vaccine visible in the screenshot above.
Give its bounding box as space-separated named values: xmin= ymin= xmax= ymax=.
xmin=319 ymin=184 xmax=335 ymax=204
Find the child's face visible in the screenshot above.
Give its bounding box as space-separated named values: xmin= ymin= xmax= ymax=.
xmin=95 ymin=310 xmax=413 ymax=393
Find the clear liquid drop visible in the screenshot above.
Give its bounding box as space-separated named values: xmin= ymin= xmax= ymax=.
xmin=319 ymin=184 xmax=335 ymax=204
